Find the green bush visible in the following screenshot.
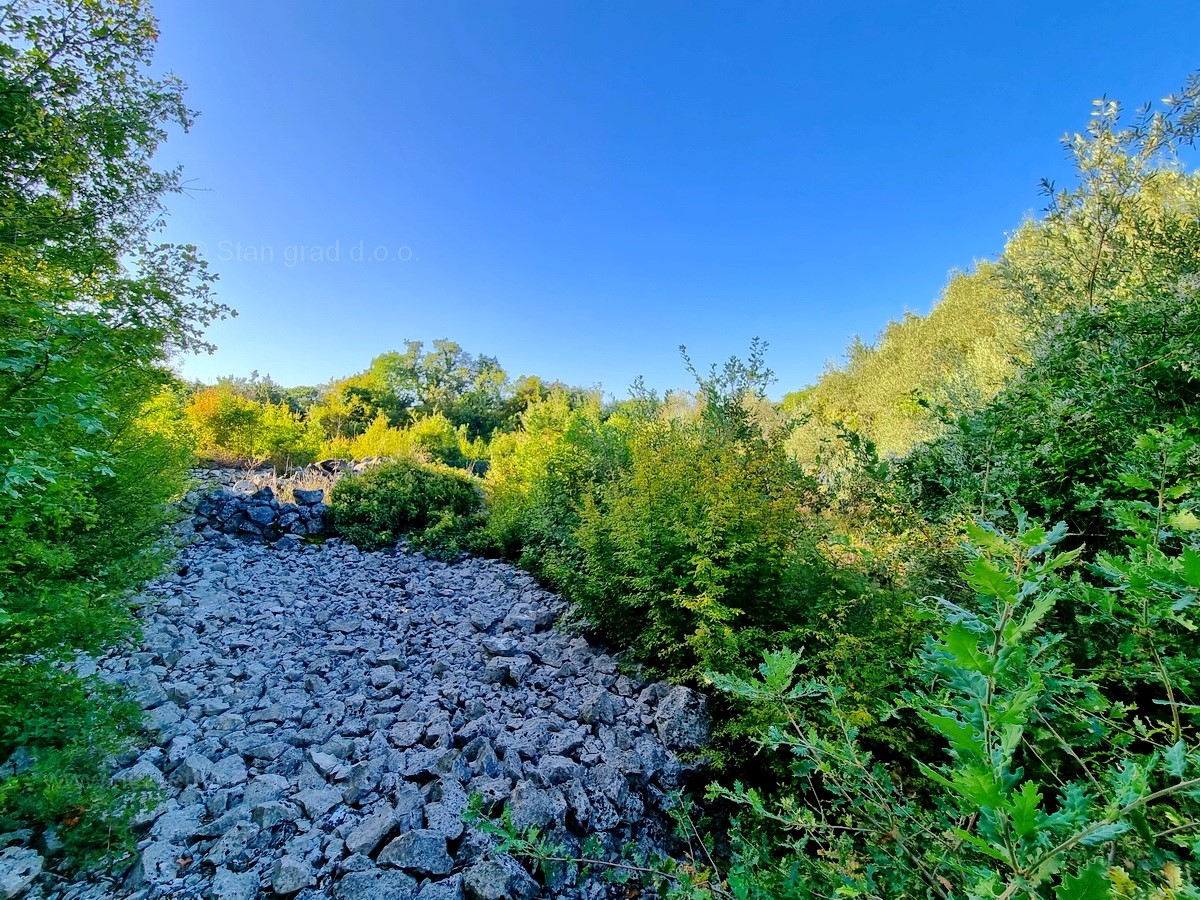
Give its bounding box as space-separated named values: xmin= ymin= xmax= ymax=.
xmin=707 ymin=510 xmax=1200 ymax=899
xmin=328 ymin=457 xmax=485 ymax=557
xmin=185 ymin=384 xmax=322 ymax=468
xmin=0 ymin=666 xmax=159 ymax=867
xmin=481 ymin=389 xmax=632 ymax=581
xmin=561 ymin=351 xmax=914 ymax=696
xmin=905 ymin=103 xmax=1200 ymax=546
xmin=0 ymin=317 xmax=194 ymax=865
xmin=571 ymin=412 xmax=817 ymax=678
xmin=482 ymin=354 xmax=920 ymax=742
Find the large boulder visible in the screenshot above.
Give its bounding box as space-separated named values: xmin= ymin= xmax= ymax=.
xmin=377 ymin=829 xmax=452 ymax=876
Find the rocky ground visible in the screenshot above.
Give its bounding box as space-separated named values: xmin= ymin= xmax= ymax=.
xmin=31 ymin=527 xmax=708 ymax=900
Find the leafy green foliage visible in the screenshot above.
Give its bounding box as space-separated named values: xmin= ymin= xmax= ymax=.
xmin=186 ymin=383 xmax=322 ymax=467
xmin=570 ymin=397 xmax=817 ymax=678
xmin=786 ymin=261 xmax=1021 ymax=459
xmin=1074 ymin=425 xmax=1200 ymax=745
xmin=328 ymin=458 xmax=485 ymax=557
xmin=907 ymin=87 xmax=1200 ymax=542
xmin=0 ymin=665 xmax=160 ymax=866
xmin=180 ymin=341 xmax=593 ymax=471
xmin=464 ymin=792 xmax=728 ymax=899
xmin=707 ymin=515 xmax=1200 ymax=899
xmin=569 ymin=349 xmax=917 ymax=713
xmin=481 ymin=388 xmax=630 ymax=580
xmin=0 ymin=0 xmax=226 ymax=865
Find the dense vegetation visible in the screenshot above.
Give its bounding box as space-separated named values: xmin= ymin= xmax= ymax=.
xmin=181 ymin=342 xmax=588 ymax=470
xmin=4 ymin=1 xmax=1200 ymax=895
xmin=315 ymin=84 xmax=1200 ymax=897
xmin=0 ymin=0 xmax=227 ymax=863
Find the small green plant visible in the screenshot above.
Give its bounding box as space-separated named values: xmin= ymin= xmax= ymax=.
xmin=328 ymin=457 xmax=485 ymax=557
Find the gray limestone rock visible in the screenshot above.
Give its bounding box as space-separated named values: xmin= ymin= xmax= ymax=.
xmin=205 ymin=821 xmax=260 ymax=867
xmin=210 ymin=755 xmax=248 ymax=788
xmin=124 ymin=840 xmax=177 ymax=891
xmin=113 ymin=759 xmax=166 ymax=789
xmin=654 ymin=685 xmax=710 ymax=751
xmin=417 ymin=875 xmax=465 ymax=900
xmin=377 ymin=829 xmax=451 ymax=876
xmin=44 ymin=514 xmax=697 ymax=900
xmin=209 ymin=866 xmax=258 ymax=900
xmin=332 ymin=868 xmax=419 ymax=900
xmin=344 ymin=805 xmax=397 ymax=857
xmin=295 ymin=787 xmax=342 ymax=819
xmin=270 ymin=855 xmax=311 ymax=895
xmin=171 ymin=753 xmax=212 ymax=787
xmin=251 ymin=800 xmax=298 ymax=829
xmin=308 ymin=749 xmax=341 ymax=778
xmin=508 ymin=781 xmax=567 ymax=832
xmin=461 ymin=858 xmax=538 ymax=900
xmin=0 ymin=847 xmax=42 ymax=900
xmin=148 ymin=803 xmax=204 ymax=843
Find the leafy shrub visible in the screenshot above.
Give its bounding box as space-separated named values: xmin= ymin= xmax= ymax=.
xmin=571 ymin=412 xmax=818 ymax=678
xmin=481 ymin=390 xmax=631 ymax=580
xmin=708 ymin=512 xmax=1200 ymax=899
xmin=186 ymin=384 xmax=321 ymax=468
xmin=322 ymin=412 xmax=487 ymax=470
xmin=0 ymin=666 xmax=159 ymax=867
xmin=328 ymin=458 xmax=485 ymax=556
xmin=562 ymin=349 xmax=915 ymax=699
xmin=905 ymin=99 xmax=1200 ymax=545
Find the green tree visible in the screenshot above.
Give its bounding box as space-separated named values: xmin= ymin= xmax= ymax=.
xmin=368 ymin=340 xmax=515 ymax=437
xmin=786 ymin=261 xmax=1021 ymax=461
xmin=0 ymin=0 xmax=226 ymax=864
xmin=907 ymin=85 xmax=1200 ymax=543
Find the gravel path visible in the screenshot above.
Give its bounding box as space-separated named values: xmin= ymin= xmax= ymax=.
xmin=42 ymin=535 xmax=707 ymax=900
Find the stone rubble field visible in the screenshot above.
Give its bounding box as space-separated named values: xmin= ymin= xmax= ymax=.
xmin=37 ymin=527 xmax=708 ymax=900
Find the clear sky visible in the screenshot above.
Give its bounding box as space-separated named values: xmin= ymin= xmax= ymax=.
xmin=153 ymin=1 xmax=1200 ymax=397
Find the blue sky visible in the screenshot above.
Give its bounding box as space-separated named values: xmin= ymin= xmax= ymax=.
xmin=154 ymin=1 xmax=1200 ymax=397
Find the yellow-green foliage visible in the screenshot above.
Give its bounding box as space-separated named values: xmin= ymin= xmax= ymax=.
xmin=908 ymin=176 xmax=1200 ymax=533
xmin=483 ymin=365 xmax=917 ymax=713
xmin=322 ymin=412 xmax=486 ymax=469
xmin=185 ymin=385 xmax=322 ymax=468
xmin=572 ymin=411 xmax=821 ymax=678
xmin=787 ymin=262 xmax=1020 ymax=460
xmin=309 ymin=371 xmax=393 ymax=441
xmin=322 ymin=413 xmax=411 ymax=460
xmin=482 ymin=390 xmax=630 ymax=576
